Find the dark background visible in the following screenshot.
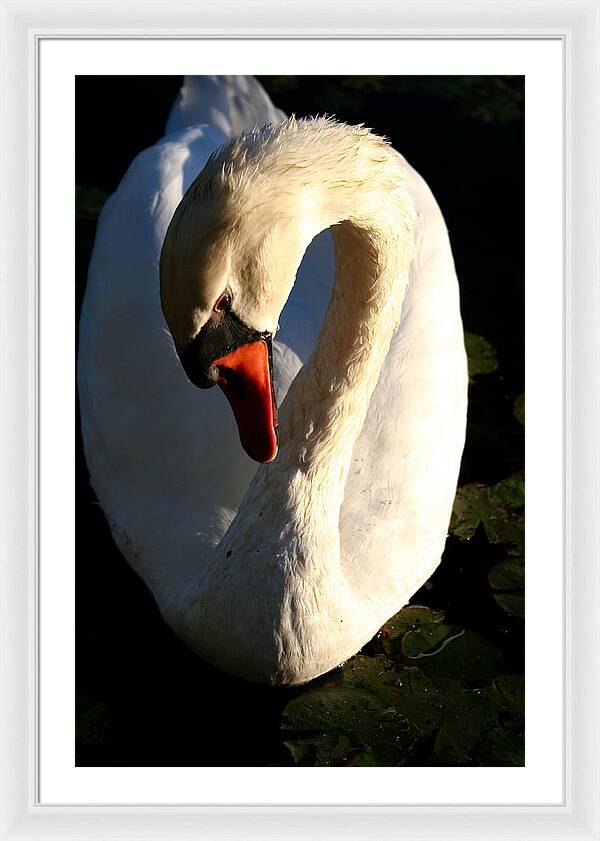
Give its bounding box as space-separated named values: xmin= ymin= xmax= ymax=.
xmin=76 ymin=76 xmax=524 ymax=766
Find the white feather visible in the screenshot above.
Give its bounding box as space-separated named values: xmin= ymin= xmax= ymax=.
xmin=78 ymin=76 xmax=467 ymax=685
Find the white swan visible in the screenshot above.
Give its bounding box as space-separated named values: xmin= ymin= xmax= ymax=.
xmin=78 ymin=76 xmax=468 ymax=685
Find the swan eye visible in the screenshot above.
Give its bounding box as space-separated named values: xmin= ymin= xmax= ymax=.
xmin=213 ymin=291 xmax=232 ymax=314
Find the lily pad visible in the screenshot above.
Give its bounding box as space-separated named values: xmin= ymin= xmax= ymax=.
xmin=409 ymin=629 xmax=505 ymax=688
xmin=282 ymin=658 xmax=443 ymax=765
xmin=401 ymin=623 xmax=456 ymax=659
xmin=474 ymin=728 xmax=525 ymax=766
xmin=282 ymin=606 xmax=523 ymax=766
xmin=283 ymin=732 xmax=353 ymax=765
xmin=464 ymin=332 xmax=499 ymax=380
xmin=434 ymin=689 xmax=494 ymax=764
xmin=380 ymin=605 xmax=445 ymax=655
xmin=489 ymin=554 xmax=524 ymax=617
xmin=450 ymin=475 xmax=524 ymax=545
xmin=492 ymin=593 xmax=525 ymax=617
xmin=488 ymin=556 xmax=524 ymax=591
xmin=484 ymin=674 xmax=525 ymax=717
xmin=283 ymin=655 xmax=521 ymax=766
xmin=489 ymin=475 xmax=525 ymax=508
xmin=384 ymin=604 xmax=446 ymax=633
xmin=450 ymin=483 xmax=492 ymax=540
xmin=343 ymin=656 xmax=443 ymax=731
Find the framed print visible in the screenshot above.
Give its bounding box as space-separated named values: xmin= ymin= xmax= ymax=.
xmin=1 ymin=1 xmax=599 ymax=839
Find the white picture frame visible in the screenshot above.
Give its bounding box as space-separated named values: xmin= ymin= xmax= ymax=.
xmin=1 ymin=1 xmax=598 ymax=838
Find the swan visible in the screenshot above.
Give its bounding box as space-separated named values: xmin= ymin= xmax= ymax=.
xmin=78 ymin=76 xmax=468 ymax=686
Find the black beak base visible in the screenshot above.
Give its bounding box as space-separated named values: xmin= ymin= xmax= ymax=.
xmin=179 ymin=310 xmax=270 ymax=389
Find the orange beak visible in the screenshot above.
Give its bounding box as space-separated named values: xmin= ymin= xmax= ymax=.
xmin=213 ymin=339 xmax=279 ymax=463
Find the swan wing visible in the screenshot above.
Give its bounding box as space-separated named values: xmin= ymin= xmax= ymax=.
xmin=78 ymin=122 xmax=332 ymax=595
xmin=78 ymin=126 xmax=256 ymax=587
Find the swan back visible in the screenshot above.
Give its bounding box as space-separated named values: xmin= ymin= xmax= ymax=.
xmin=166 ymin=75 xmax=286 ymax=137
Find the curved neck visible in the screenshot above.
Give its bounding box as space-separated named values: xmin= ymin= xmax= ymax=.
xmin=192 ymin=169 xmax=420 ymax=672
xmin=201 ymin=121 xmax=418 ymax=544
xmin=278 ymin=195 xmax=417 ymax=501
xmin=175 ymin=126 xmax=423 ymax=678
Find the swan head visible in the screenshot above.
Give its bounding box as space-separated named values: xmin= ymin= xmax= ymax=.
xmin=160 ymin=121 xmax=325 ymax=463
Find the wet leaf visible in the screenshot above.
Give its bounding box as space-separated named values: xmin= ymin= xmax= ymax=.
xmin=384 ymin=605 xmax=446 ymax=635
xmin=282 ymin=685 xmax=394 ymax=736
xmin=434 ymin=690 xmax=494 ymax=764
xmin=464 ymin=332 xmax=499 ymax=380
xmin=488 ymin=556 xmax=524 ymax=591
xmin=450 ymin=483 xmax=491 ymax=540
xmin=412 ymin=630 xmax=505 ymax=688
xmin=484 ymin=674 xmax=525 ymax=718
xmin=489 ymin=554 xmax=524 ymax=617
xmin=283 ymin=732 xmax=352 ymax=765
xmin=282 ymin=608 xmax=522 ymax=766
xmin=474 ymin=729 xmax=525 ymax=766
xmin=283 ymin=658 xmax=443 ymax=765
xmin=343 ymin=656 xmax=443 ymax=732
xmin=401 ymin=624 xmax=457 ymax=659
xmin=492 ymin=593 xmax=525 ymax=617
xmin=489 ymin=475 xmax=525 ymax=508
xmin=450 ymin=475 xmax=524 ymax=545
xmin=381 ymin=605 xmax=445 ymax=654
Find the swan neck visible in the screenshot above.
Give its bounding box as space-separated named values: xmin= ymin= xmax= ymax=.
xmin=278 ymin=182 xmax=417 ymax=496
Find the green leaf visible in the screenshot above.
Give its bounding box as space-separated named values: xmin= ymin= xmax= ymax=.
xmin=282 ymin=736 xmax=314 ymax=764
xmin=488 ymin=556 xmax=524 ymax=591
xmin=343 ymin=657 xmax=444 ymax=733
xmin=450 ymin=475 xmax=524 ymax=545
xmin=489 ymin=554 xmax=525 ymax=617
xmin=283 ymin=658 xmax=443 ymax=766
xmin=434 ymin=690 xmax=494 ymax=764
xmin=464 ymin=332 xmax=499 ymax=380
xmin=282 ymin=684 xmax=397 ymax=739
xmin=492 ymin=593 xmax=525 ymax=617
xmin=485 ymin=674 xmax=525 ymax=719
xmin=384 ymin=605 xmax=446 ymax=635
xmin=283 ymin=732 xmax=352 ymax=766
xmin=380 ymin=605 xmax=445 ymax=654
xmin=473 ymin=729 xmax=525 ymax=766
xmin=489 ymin=475 xmax=525 ymax=508
xmin=513 ymin=393 xmax=525 ymax=425
xmin=450 ymin=483 xmax=492 ymax=540
xmin=401 ymin=624 xmax=457 ymax=659
xmin=282 ymin=607 xmax=522 ymax=766
xmin=412 ymin=630 xmax=505 ymax=688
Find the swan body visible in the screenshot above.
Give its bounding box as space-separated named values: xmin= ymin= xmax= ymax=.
xmin=78 ymin=76 xmax=467 ymax=685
